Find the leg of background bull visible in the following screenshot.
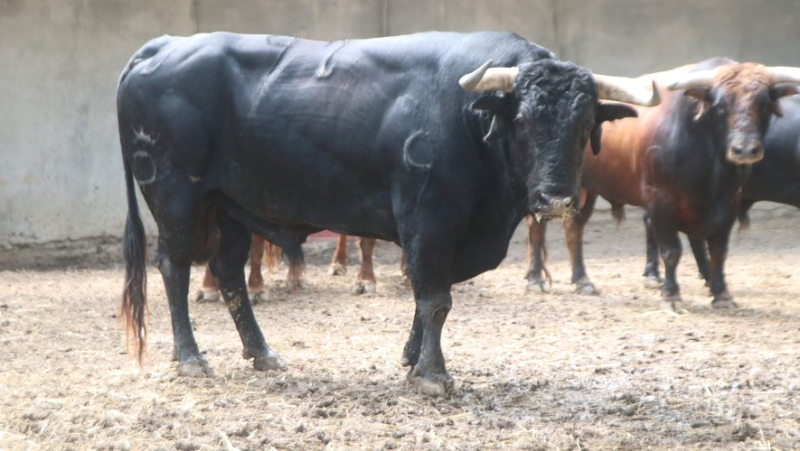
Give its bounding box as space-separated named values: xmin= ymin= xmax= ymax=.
xmin=329 ymin=234 xmax=348 ymax=276
xmin=354 ymin=237 xmax=377 ymax=294
xmin=650 ymin=209 xmax=687 ymax=313
xmin=210 ymin=212 xmax=285 ymax=371
xmin=564 ymin=191 xmax=599 ymax=295
xmin=158 ymin=245 xmax=213 ymax=376
xmin=707 ymin=222 xmax=738 ymax=309
xmin=399 ymin=251 xmax=408 ymax=278
xmin=247 ymin=234 xmax=268 ymax=304
xmin=524 ymin=215 xmax=549 ymax=292
xmin=688 ymin=236 xmax=711 ymax=286
xmin=196 ymin=264 xmax=221 ymax=302
xmin=642 ymin=212 xmax=662 ymax=287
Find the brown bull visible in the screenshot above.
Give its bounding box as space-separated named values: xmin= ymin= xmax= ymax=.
xmin=526 ymin=58 xmax=800 ymax=311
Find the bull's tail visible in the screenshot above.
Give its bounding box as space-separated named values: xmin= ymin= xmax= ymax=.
xmin=737 ymin=208 xmax=751 ymax=234
xmin=264 ymin=241 xmax=283 ymax=274
xmin=120 ymin=157 xmax=148 ymax=365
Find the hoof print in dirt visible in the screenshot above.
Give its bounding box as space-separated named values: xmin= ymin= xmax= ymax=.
xmin=249 ymin=290 xmax=269 ymax=305
xmin=329 ymin=263 xmax=347 ymax=276
xmin=195 ymin=290 xmax=221 ymax=303
xmin=406 ymin=367 xmax=454 ymax=397
xmin=353 ymin=281 xmax=377 ymax=295
xmin=177 ymin=357 xmax=216 ymax=377
xmin=660 ymin=296 xmax=689 ymax=314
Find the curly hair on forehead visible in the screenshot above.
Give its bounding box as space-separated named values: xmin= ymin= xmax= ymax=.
xmin=715 ymin=64 xmax=771 ymax=93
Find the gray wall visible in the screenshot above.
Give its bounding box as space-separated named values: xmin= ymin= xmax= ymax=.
xmin=2 ymin=0 xmax=800 ymax=249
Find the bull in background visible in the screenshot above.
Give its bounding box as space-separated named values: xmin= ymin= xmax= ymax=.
xmin=653 ymin=94 xmax=800 ymax=290
xmin=118 ymin=31 xmax=658 ymax=395
xmin=526 ymin=58 xmax=800 ymax=312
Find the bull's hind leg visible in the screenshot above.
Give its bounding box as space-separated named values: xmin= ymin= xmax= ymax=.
xmin=157 ymin=239 xmax=215 ymax=377
xmin=525 ymin=215 xmax=550 ymax=292
xmin=564 ymin=190 xmax=599 ymax=295
xmin=650 ymin=208 xmax=687 ymax=313
xmin=210 ymin=210 xmax=285 ymax=371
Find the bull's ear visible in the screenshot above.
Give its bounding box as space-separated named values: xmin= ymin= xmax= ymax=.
xmin=684 ymin=87 xmax=711 ymax=102
xmin=769 ymin=86 xmax=798 ymax=117
xmin=590 ymin=126 xmax=603 ymax=155
xmin=684 ymin=87 xmax=713 ymax=121
xmin=471 ymin=95 xmax=506 ymax=114
xmin=596 ymin=103 xmax=637 ymax=123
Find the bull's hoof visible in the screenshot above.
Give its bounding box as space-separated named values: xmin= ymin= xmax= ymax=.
xmin=244 ymin=349 xmax=286 ymax=371
xmin=249 ymin=289 xmax=269 ymax=305
xmin=643 ymin=275 xmax=662 ymax=289
xmin=253 ymin=355 xmax=287 ymax=372
xmin=353 ymin=281 xmax=377 ymax=295
xmin=660 ymin=295 xmax=688 ymax=314
xmin=195 ymin=290 xmax=221 ymax=303
xmin=525 ymin=279 xmax=549 ymax=293
xmin=177 ymin=356 xmax=215 ymax=377
xmin=712 ymin=292 xmax=738 ymax=309
xmin=406 ymin=366 xmax=454 ymax=397
xmin=287 ymin=279 xmax=306 ymax=293
xmin=329 ymin=263 xmax=347 ymax=276
xmin=574 ymin=278 xmax=599 ymax=295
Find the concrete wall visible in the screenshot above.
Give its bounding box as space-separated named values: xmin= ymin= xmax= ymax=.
xmin=1 ymin=0 xmax=799 ymax=250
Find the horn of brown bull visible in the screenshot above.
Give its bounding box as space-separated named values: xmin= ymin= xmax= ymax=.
xmin=666 ymin=66 xmax=800 ymax=91
xmin=459 ymin=60 xmax=661 ymax=106
xmin=765 ymin=66 xmax=800 ymax=86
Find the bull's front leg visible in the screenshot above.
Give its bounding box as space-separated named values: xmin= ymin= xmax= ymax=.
xmin=524 ymin=215 xmax=550 ymax=292
xmin=400 ymin=242 xmax=454 ymax=397
xmin=687 ymin=236 xmax=711 ymax=286
xmin=706 ymin=221 xmax=738 ymax=309
xmin=563 ymin=190 xmax=599 ymax=294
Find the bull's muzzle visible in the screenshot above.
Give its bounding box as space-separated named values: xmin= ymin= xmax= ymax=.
xmin=531 ymin=192 xmax=578 ymax=222
xmin=727 ymin=143 xmax=764 ymax=165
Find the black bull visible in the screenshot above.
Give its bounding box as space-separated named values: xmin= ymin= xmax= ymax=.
xmin=118 ymin=31 xmax=656 ymax=395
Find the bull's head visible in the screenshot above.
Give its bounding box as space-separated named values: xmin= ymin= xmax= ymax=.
xmin=666 ymin=64 xmax=800 ymax=164
xmin=459 ymin=60 xmax=660 ymax=221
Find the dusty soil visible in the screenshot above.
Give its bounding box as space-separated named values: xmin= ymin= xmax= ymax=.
xmin=1 ymin=207 xmax=799 ymax=450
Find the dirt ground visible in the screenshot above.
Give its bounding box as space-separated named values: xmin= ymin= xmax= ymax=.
xmin=1 ymin=207 xmax=799 ymax=450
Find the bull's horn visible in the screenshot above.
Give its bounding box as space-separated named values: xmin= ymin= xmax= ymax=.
xmin=664 ymin=68 xmax=719 ymax=91
xmin=459 ymin=60 xmax=519 ymax=93
xmin=766 ymin=66 xmax=800 ymax=86
xmin=594 ymin=75 xmax=661 ymax=106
